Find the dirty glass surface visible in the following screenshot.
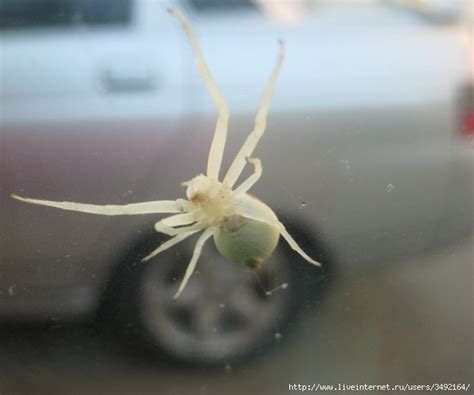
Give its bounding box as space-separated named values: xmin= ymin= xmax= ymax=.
xmin=0 ymin=0 xmax=473 ymax=394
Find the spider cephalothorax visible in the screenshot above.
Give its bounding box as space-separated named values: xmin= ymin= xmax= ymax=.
xmin=11 ymin=8 xmax=320 ymax=299
xmin=182 ymin=174 xmax=235 ymax=225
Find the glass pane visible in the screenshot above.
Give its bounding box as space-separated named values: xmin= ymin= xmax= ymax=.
xmin=1 ymin=1 xmax=472 ymax=393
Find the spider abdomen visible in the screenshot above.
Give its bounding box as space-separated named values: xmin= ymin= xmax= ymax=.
xmin=213 ymin=194 xmax=280 ymax=269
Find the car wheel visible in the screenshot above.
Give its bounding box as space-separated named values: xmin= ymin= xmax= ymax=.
xmin=134 ymin=239 xmax=299 ymax=364
xmin=103 ymin=220 xmax=332 ymax=365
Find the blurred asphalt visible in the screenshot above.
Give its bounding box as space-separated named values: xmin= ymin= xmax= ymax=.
xmin=0 ymin=235 xmax=472 ymax=395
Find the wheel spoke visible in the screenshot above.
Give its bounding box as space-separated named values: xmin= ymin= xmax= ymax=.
xmin=226 ymin=285 xmax=263 ymax=322
xmin=191 ymin=299 xmax=222 ymax=339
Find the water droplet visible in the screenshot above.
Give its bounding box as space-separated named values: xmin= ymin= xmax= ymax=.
xmin=218 ymin=303 xmax=225 ymax=309
xmin=274 ymin=332 xmax=282 ymax=340
xmin=224 ymin=363 xmax=232 ymax=372
xmin=281 ymin=283 xmax=288 ymax=289
xmin=385 ymin=183 xmax=395 ymax=193
xmin=8 ymin=285 xmax=15 ymax=296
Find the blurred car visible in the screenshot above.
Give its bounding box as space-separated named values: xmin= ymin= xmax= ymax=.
xmin=0 ymin=0 xmax=472 ymax=364
xmin=386 ymin=0 xmax=467 ymax=23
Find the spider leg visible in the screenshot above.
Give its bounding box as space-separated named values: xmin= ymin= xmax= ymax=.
xmin=276 ymin=220 xmax=321 ymax=267
xmin=142 ymin=230 xmax=201 ymax=262
xmin=169 ymin=8 xmax=229 ymax=181
xmin=154 ymin=221 xmax=203 ymax=237
xmin=11 ymin=194 xmax=180 ymax=215
xmin=240 ymin=210 xmax=321 ymax=267
xmin=174 ymin=228 xmax=214 ymax=300
xmin=154 ymin=213 xmax=197 ymax=235
xmin=223 ymin=40 xmax=285 ymax=188
xmin=161 ymin=213 xmax=195 ymax=227
xmin=233 ymin=157 xmax=262 ymax=195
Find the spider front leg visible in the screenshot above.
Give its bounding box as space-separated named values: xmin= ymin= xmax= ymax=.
xmin=169 ymin=8 xmax=229 ymax=181
xmin=224 ymin=40 xmax=285 ymax=188
xmin=10 ymin=194 xmax=181 ymax=215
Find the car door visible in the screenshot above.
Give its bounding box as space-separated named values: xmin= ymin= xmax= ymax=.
xmin=0 ymin=0 xmax=188 ymax=314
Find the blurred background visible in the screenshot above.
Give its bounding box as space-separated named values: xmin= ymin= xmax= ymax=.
xmin=0 ymin=0 xmax=473 ymax=394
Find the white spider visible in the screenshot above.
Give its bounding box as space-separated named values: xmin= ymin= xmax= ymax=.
xmin=11 ymin=8 xmax=320 ymax=300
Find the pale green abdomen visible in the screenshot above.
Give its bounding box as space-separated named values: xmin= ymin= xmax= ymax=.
xmin=213 ymin=194 xmax=280 ymax=269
